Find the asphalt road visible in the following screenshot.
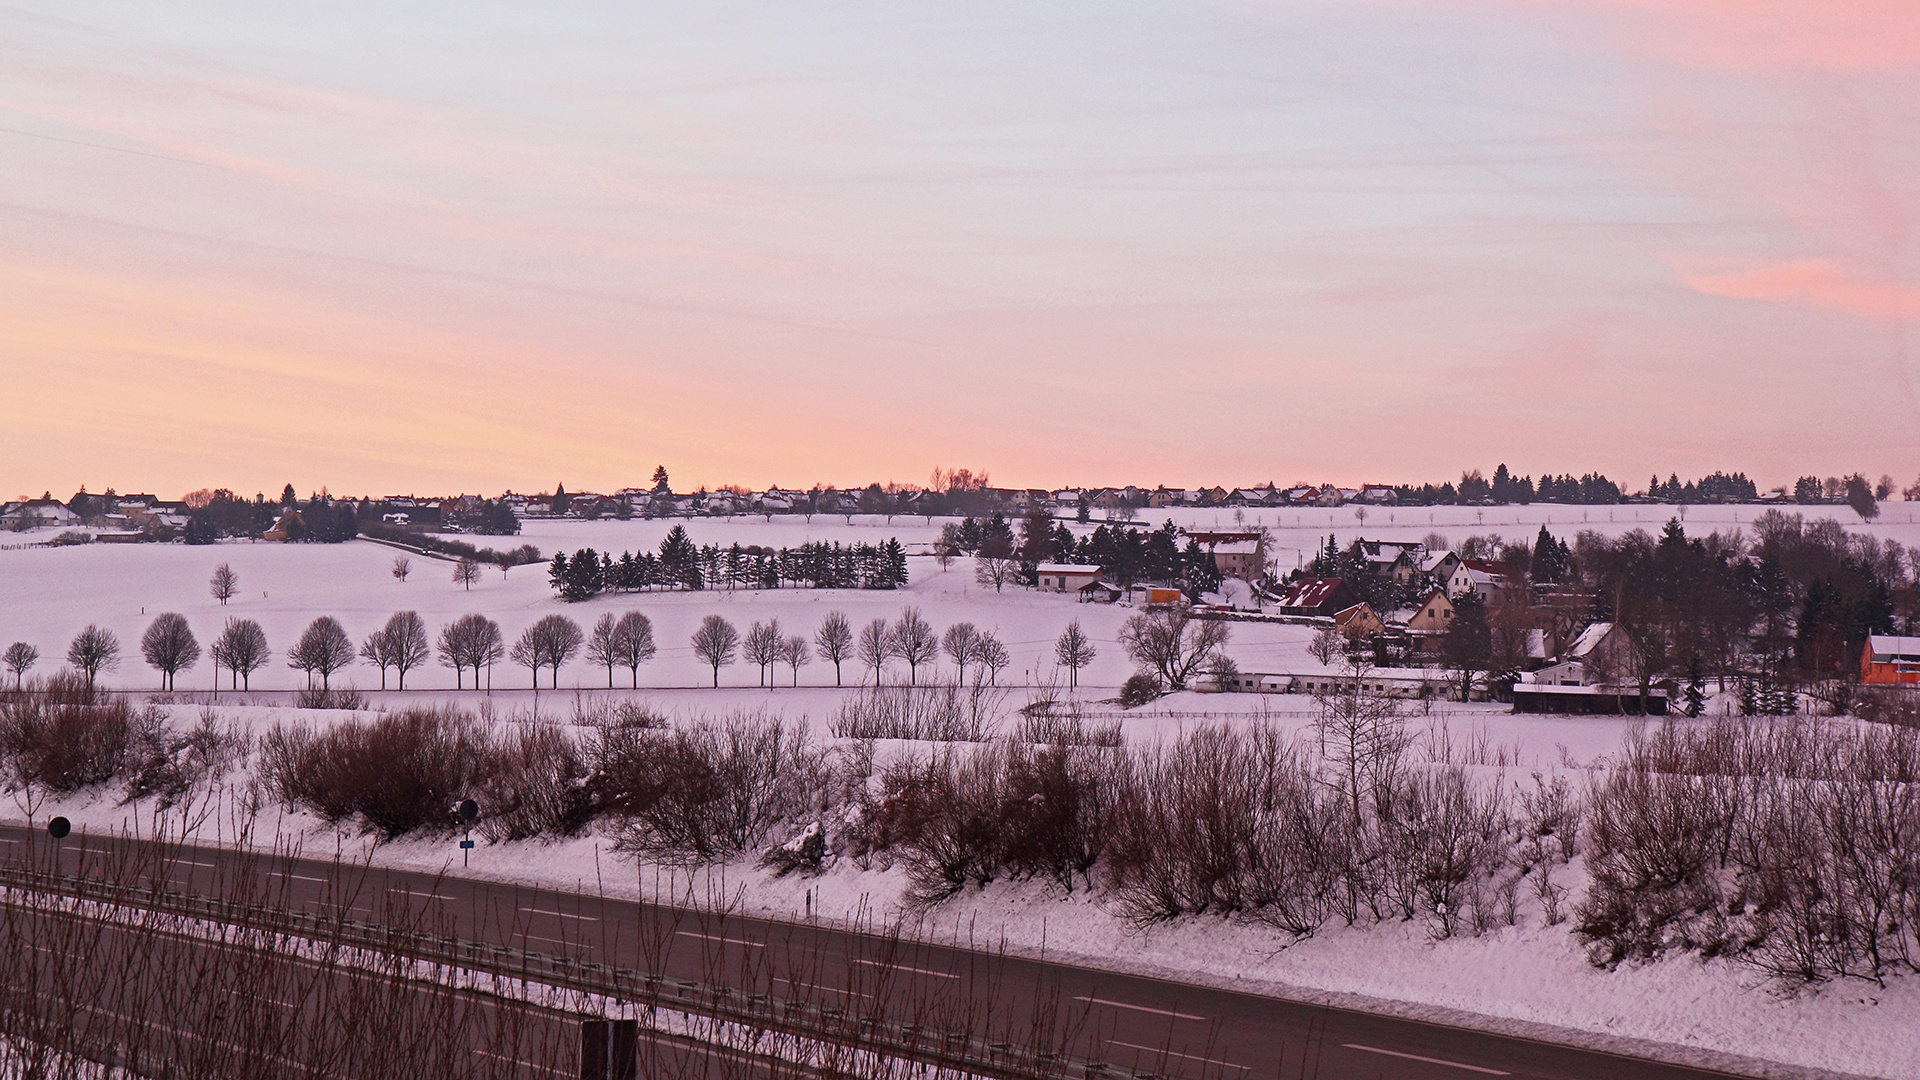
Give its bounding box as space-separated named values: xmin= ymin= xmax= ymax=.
xmin=0 ymin=824 xmax=1762 ymax=1080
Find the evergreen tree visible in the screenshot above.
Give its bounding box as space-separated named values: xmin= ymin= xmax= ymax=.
xmin=1683 ymin=657 xmax=1706 ymax=717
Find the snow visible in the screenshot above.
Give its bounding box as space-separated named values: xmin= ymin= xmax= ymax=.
xmin=6 ymin=504 xmax=1920 ymax=1077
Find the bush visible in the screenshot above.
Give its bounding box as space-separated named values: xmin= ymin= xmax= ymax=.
xmin=296 ymin=686 xmax=366 ymax=711
xmin=122 ymin=707 xmax=249 ymax=807
xmin=476 ymin=721 xmax=592 ymax=841
xmin=260 ymin=708 xmax=492 ymax=839
xmin=830 ymin=683 xmax=1002 ymax=742
xmin=0 ymin=673 xmax=137 ymax=795
xmin=1118 ymin=674 xmax=1161 ymax=708
xmin=597 ymin=712 xmax=824 ymax=864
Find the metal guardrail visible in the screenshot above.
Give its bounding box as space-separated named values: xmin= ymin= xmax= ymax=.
xmin=0 ymin=864 xmax=1145 ymax=1080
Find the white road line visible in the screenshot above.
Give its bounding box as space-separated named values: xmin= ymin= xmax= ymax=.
xmin=524 ymin=907 xmax=598 ymax=922
xmin=1073 ymin=995 xmax=1206 ymax=1021
xmin=1342 ymin=1043 xmax=1511 ymax=1075
xmin=1108 ymin=1040 xmax=1248 ymax=1070
xmin=271 ymin=871 xmax=331 ymax=884
xmin=675 ymin=930 xmax=765 ymax=949
xmin=476 ymin=1049 xmax=565 ymax=1076
xmin=850 ymin=957 xmax=959 ymax=980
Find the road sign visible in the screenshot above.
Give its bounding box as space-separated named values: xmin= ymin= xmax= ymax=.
xmin=460 ymin=839 xmax=475 ymax=849
xmin=47 ymin=817 xmax=70 ymax=840
xmin=458 ymin=799 xmax=479 ymax=822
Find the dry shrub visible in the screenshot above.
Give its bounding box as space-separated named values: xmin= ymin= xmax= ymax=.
xmin=1118 ymin=674 xmax=1161 ymax=708
xmin=1855 ymin=687 xmax=1920 ymax=727
xmin=864 ymin=741 xmax=1121 ymax=905
xmin=295 ymin=686 xmax=366 ymax=711
xmin=0 ymin=673 xmax=137 ymax=794
xmin=830 ymin=683 xmax=1001 ymax=742
xmin=477 ymin=720 xmax=593 ymax=841
xmin=260 ymin=707 xmax=492 ymax=838
xmin=1576 ymin=715 xmax=1920 ymax=987
xmin=1104 ymin=724 xmax=1348 ymax=936
xmin=122 ymin=707 xmax=249 ymax=807
xmin=597 ymin=712 xmax=825 ymax=864
xmin=1014 ymin=708 xmax=1122 ymax=747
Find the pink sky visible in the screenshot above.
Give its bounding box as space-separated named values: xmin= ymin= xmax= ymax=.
xmin=2 ymin=1 xmax=1918 ymax=498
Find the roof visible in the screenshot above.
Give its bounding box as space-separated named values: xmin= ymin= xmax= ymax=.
xmin=1213 ymin=541 xmax=1260 ymax=556
xmin=1566 ymin=622 xmax=1615 ymax=658
xmin=1421 ymin=551 xmax=1457 ymax=572
xmin=1868 ymin=635 xmax=1920 ymax=662
xmin=1278 ymin=577 xmax=1348 ymax=609
xmin=1035 ymin=563 xmax=1102 ymax=575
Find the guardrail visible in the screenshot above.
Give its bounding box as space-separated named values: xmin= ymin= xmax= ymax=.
xmin=0 ymin=864 xmax=1145 ymax=1080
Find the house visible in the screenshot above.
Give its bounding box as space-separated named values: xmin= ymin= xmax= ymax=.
xmin=1 ymin=499 xmax=79 ymax=529
xmin=1421 ymin=550 xmax=1461 ymax=584
xmin=1353 ymin=540 xmax=1420 ymax=583
xmin=1078 ymin=580 xmax=1124 ymax=604
xmin=1511 ymin=622 xmax=1669 ymax=712
xmin=262 ymin=509 xmax=306 ymax=542
xmin=1405 ymin=589 xmax=1455 ymax=650
xmin=1332 ymin=602 xmax=1384 ymax=639
xmin=1273 ymin=577 xmax=1360 ymax=617
xmin=1448 ymin=559 xmax=1514 ymax=601
xmin=1863 ymin=635 xmax=1920 ymax=685
xmin=1358 ymin=485 xmax=1397 ymax=504
xmin=1211 ymin=540 xmax=1264 ymax=582
xmin=1035 ymin=563 xmax=1104 ymax=593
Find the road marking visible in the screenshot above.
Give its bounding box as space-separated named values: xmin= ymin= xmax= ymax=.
xmin=1074 ymin=995 xmax=1206 ymax=1020
xmin=524 ymin=906 xmax=598 ymax=922
xmin=1342 ymin=1044 xmax=1511 ymax=1075
xmin=271 ymin=871 xmax=331 ymax=884
xmin=675 ymin=930 xmax=765 ymax=949
xmin=476 ymin=1049 xmax=564 ymax=1076
xmin=850 ymin=957 xmax=959 ymax=980
xmin=1108 ymin=1040 xmax=1247 ymax=1070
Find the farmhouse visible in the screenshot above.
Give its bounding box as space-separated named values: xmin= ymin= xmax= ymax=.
xmin=1863 ymin=635 xmax=1920 ymax=685
xmin=1035 ymin=563 xmax=1103 ymax=592
xmin=1273 ymin=577 xmax=1359 ymax=618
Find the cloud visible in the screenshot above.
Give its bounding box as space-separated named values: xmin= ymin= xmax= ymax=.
xmin=1680 ymin=258 xmax=1920 ymax=321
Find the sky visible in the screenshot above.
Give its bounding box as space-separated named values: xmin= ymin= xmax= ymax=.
xmin=3 ymin=0 xmax=1919 ymax=499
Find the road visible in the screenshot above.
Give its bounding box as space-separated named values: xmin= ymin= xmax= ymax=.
xmin=0 ymin=824 xmax=1768 ymax=1080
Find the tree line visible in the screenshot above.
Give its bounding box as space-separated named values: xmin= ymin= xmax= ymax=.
xmin=547 ymin=526 xmax=908 ymax=601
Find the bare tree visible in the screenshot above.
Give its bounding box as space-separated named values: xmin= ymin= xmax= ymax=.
xmin=976 ymin=633 xmax=1010 ymax=685
xmin=814 ymin=611 xmax=853 ymax=686
xmin=210 ymin=618 xmax=269 ymax=690
xmin=975 ymin=554 xmax=1019 ymax=592
xmin=138 ymin=613 xmax=199 ymax=692
xmin=509 ymin=626 xmax=541 ymax=689
xmin=530 ymin=614 xmax=582 ymax=687
xmin=1312 ymin=650 xmax=1411 ymax=829
xmin=1119 ymin=607 xmax=1228 ymax=691
xmin=66 ymin=625 xmax=120 ymax=690
xmin=858 ymin=617 xmax=894 ymax=687
xmin=586 ymin=613 xmax=621 ymax=687
xmin=610 ymin=611 xmax=656 ymax=687
xmin=743 ymin=619 xmax=782 ymax=687
xmin=1307 ymin=625 xmax=1345 ymax=667
xmin=437 ymin=614 xmax=502 ymax=691
xmin=208 ymin=563 xmax=238 ymax=606
xmin=894 ymin=607 xmax=937 ymax=684
xmin=391 ymin=555 xmax=412 ymax=583
xmin=691 ymin=614 xmax=739 ymax=686
xmin=778 ymin=634 xmax=812 ymax=686
xmin=943 ymin=622 xmax=982 ymax=684
xmin=452 ymin=557 xmax=481 ymax=591
xmin=1054 ymin=620 xmax=1096 ymax=689
xmin=360 ymin=625 xmax=397 ymax=689
xmin=385 ymin=611 xmax=429 ymax=690
xmin=287 ymin=616 xmax=354 ymax=690
xmin=3 ymin=642 xmax=38 ymax=689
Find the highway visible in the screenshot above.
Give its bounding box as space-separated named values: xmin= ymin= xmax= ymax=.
xmin=0 ymin=824 xmax=1775 ymax=1080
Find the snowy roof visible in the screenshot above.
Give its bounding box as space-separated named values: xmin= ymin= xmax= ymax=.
xmin=1868 ymin=635 xmax=1920 ymax=662
xmin=1278 ymin=577 xmax=1347 ymax=609
xmin=1420 ymin=551 xmax=1456 ymax=572
xmin=1035 ymin=563 xmax=1101 ymax=575
xmin=1566 ymin=622 xmax=1615 ymax=658
xmin=1213 ymin=541 xmax=1260 ymax=555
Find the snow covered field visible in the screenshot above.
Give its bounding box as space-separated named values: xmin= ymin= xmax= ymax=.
xmin=3 ymin=504 xmax=1919 ymax=1078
